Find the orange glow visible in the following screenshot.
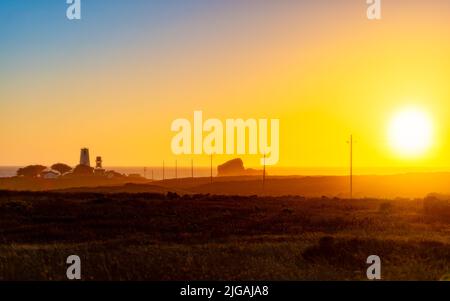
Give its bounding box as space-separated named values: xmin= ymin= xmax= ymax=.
xmin=1 ymin=2 xmax=450 ymax=174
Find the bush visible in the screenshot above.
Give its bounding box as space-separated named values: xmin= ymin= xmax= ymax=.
xmin=72 ymin=164 xmax=94 ymax=175
xmin=16 ymin=165 xmax=47 ymax=177
xmin=378 ymin=202 xmax=393 ymax=214
xmin=424 ymin=194 xmax=450 ymax=221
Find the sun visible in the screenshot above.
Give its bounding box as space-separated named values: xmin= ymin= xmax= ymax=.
xmin=388 ymin=108 xmax=434 ymax=158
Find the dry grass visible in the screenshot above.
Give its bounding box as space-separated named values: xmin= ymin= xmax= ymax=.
xmin=0 ymin=191 xmax=449 ymax=280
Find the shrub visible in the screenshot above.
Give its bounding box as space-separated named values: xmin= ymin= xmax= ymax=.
xmin=424 ymin=194 xmax=450 ymax=221
xmin=379 ymin=202 xmax=393 ymax=213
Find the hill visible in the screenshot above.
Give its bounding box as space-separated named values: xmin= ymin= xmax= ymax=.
xmin=3 ymin=172 xmax=450 ymax=198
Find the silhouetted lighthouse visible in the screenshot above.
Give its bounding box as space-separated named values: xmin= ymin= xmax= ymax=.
xmin=80 ymin=148 xmax=90 ymax=166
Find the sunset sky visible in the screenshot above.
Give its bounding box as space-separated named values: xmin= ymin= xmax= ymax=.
xmin=1 ymin=0 xmax=450 ymax=173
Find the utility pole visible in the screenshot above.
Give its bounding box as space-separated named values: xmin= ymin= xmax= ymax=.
xmin=152 ymin=169 xmax=154 ymax=181
xmin=348 ymin=135 xmax=353 ymax=200
xmin=210 ymin=154 xmax=213 ymax=184
xmin=175 ymin=160 xmax=177 ymax=179
xmin=191 ymin=159 xmax=194 ymax=179
xmin=144 ymin=167 xmax=147 ymax=179
xmin=262 ymin=153 xmax=266 ymax=192
xmin=162 ymin=160 xmax=165 ymax=181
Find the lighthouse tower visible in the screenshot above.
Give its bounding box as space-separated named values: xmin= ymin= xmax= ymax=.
xmin=79 ymin=148 xmax=90 ymax=166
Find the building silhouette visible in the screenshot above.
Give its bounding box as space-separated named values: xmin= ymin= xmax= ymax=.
xmin=96 ymin=156 xmax=102 ymax=169
xmin=80 ymin=148 xmax=90 ymax=166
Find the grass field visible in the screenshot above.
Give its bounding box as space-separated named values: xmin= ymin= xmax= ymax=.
xmin=0 ymin=191 xmax=449 ymax=280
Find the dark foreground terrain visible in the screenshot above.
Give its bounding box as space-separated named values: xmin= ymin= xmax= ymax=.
xmin=0 ymin=190 xmax=449 ymax=280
